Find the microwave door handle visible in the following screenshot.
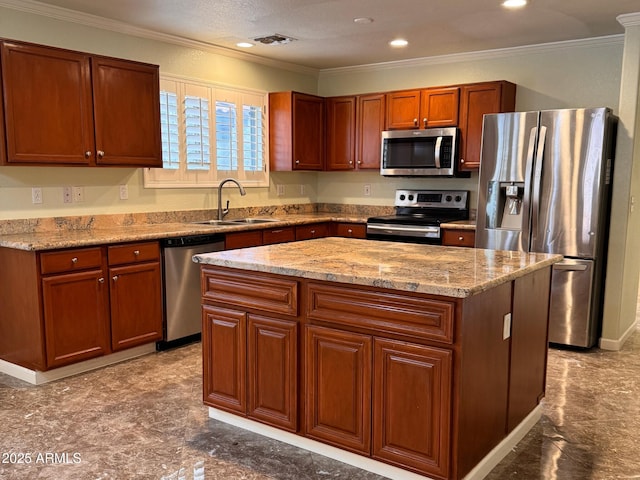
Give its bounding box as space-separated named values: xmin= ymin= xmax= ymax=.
xmin=434 ymin=136 xmax=442 ymax=168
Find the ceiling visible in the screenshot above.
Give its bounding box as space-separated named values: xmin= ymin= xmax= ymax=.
xmin=11 ymin=0 xmax=640 ymax=69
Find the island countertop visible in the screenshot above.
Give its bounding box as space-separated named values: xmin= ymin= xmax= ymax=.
xmin=193 ymin=237 xmax=562 ymax=298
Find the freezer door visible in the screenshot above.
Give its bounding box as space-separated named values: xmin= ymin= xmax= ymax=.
xmin=530 ymin=108 xmax=613 ymax=257
xmin=548 ymin=259 xmax=597 ymax=347
xmin=475 ymin=111 xmax=539 ymax=251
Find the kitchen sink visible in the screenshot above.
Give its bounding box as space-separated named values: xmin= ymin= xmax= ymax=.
xmin=230 ymin=218 xmax=281 ymax=224
xmin=191 ymin=218 xmax=281 ymax=226
xmin=191 ymin=220 xmax=241 ymax=226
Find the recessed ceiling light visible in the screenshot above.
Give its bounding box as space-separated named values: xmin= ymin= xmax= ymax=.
xmin=389 ymin=38 xmax=408 ymax=48
xmin=502 ymin=0 xmax=527 ymax=8
xmin=236 ymin=42 xmax=254 ymax=48
xmin=353 ymin=17 xmax=374 ymax=24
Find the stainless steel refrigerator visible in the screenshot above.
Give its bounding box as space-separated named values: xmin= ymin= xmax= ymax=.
xmin=475 ymin=107 xmax=616 ymax=348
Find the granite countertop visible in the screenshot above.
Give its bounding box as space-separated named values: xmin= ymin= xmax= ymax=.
xmin=0 ymin=214 xmax=366 ymax=251
xmin=440 ymin=220 xmax=477 ymax=230
xmin=193 ymin=237 xmax=561 ymax=298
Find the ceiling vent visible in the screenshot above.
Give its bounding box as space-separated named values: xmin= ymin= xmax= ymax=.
xmin=253 ymin=34 xmax=297 ymax=45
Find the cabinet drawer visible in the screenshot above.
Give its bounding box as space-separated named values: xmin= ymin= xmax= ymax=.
xmin=334 ymin=222 xmax=366 ymax=238
xmin=295 ymin=223 xmax=330 ymax=241
xmin=225 ymin=230 xmax=263 ymax=250
xmin=307 ymin=283 xmax=455 ymax=344
xmin=202 ymin=267 xmax=298 ymax=317
xmin=262 ymin=227 xmax=295 ymax=245
xmin=442 ymin=229 xmax=476 ymax=247
xmin=108 ymin=241 xmax=160 ymax=265
xmin=40 ymin=247 xmax=103 ymax=275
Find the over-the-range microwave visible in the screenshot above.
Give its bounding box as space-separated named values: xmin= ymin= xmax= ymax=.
xmin=380 ymin=127 xmax=462 ymax=177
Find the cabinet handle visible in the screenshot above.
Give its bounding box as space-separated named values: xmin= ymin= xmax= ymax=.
xmin=310 ymin=230 xmax=316 ymax=234
xmin=423 ymin=117 xmax=428 ymax=128
xmin=84 ymin=151 xmax=92 ymax=158
xmin=459 ymin=236 xmax=464 ymax=241
xmin=112 ymin=275 xmax=119 ymax=282
xmin=270 ymin=229 xmax=283 ymax=234
xmin=133 ymin=250 xmax=140 ymax=256
xmin=97 ymin=150 xmax=105 ymax=159
xmin=413 ymin=118 xmax=418 ymax=127
xmin=71 ymin=257 xmax=78 ymax=264
xmin=98 ymin=277 xmax=105 ymax=284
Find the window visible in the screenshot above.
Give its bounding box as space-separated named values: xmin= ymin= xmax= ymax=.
xmin=144 ymin=75 xmax=268 ymax=188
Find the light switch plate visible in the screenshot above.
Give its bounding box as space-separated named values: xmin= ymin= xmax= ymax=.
xmin=503 ymin=313 xmax=512 ymax=340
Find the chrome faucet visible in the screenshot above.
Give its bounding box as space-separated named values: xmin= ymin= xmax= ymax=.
xmin=217 ymin=178 xmax=246 ymax=220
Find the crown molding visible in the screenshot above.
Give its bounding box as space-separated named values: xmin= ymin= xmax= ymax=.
xmin=618 ymin=12 xmax=640 ymax=27
xmin=320 ymin=35 xmax=625 ymax=75
xmin=0 ymin=0 xmax=319 ymax=76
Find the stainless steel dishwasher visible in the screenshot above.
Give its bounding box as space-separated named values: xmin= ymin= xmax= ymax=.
xmin=158 ymin=234 xmax=225 ymax=350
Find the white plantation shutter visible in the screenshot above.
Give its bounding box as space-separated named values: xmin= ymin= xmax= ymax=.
xmin=144 ymin=75 xmax=268 ymax=188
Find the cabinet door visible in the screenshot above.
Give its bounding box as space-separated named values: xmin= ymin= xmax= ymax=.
xmin=109 ymin=261 xmax=163 ymax=351
xmin=0 ymin=52 xmax=6 ymax=164
xmin=356 ymin=93 xmax=385 ymax=170
xmin=1 ymin=41 xmax=94 ymax=165
xmin=42 ymin=270 xmax=110 ymax=368
xmin=293 ymin=93 xmax=325 ymax=170
xmin=92 ymin=57 xmax=162 ymax=167
xmin=202 ymin=305 xmax=247 ymax=413
xmin=386 ymin=90 xmax=421 ymax=129
xmin=326 ymin=96 xmax=357 ymax=170
xmin=248 ymin=315 xmax=298 ymax=431
xmin=305 ymin=325 xmax=372 ymax=454
xmin=458 ymin=81 xmax=516 ymax=171
xmin=420 ymin=87 xmax=460 ymax=128
xmin=373 ymin=338 xmax=452 ymax=478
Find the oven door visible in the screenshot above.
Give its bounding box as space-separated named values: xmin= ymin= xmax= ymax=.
xmin=366 ymin=223 xmax=442 ymax=244
xmin=380 ymin=128 xmax=457 ymax=176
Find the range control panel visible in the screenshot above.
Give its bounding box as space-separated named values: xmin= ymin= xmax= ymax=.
xmin=394 ymin=189 xmax=469 ymax=209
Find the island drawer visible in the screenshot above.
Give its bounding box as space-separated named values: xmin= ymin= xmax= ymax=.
xmin=107 ymin=241 xmax=160 ymax=266
xmin=306 ymin=283 xmax=455 ymax=344
xmin=202 ymin=267 xmax=298 ymax=317
xmin=40 ymin=247 xmax=103 ymax=274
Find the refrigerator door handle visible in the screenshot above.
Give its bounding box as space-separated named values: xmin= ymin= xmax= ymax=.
xmin=554 ymin=263 xmax=589 ymax=272
xmin=434 ymin=136 xmax=442 ymax=169
xmin=531 ymin=125 xmax=547 ymax=240
xmin=521 ymin=126 xmax=538 ymax=251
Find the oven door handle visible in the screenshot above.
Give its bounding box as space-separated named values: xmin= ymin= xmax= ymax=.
xmin=367 ymin=224 xmax=440 ymax=234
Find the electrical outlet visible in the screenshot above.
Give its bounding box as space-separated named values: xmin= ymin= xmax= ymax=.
xmin=503 ymin=313 xmax=512 ymax=340
xmin=31 ymin=187 xmax=43 ymax=204
xmin=72 ymin=186 xmax=84 ymax=202
xmin=119 ymin=184 xmax=129 ymax=200
xmin=363 ymin=184 xmax=371 ymax=196
xmin=63 ymin=186 xmax=73 ymax=204
xmin=300 ymin=184 xmax=306 ymax=195
xmin=277 ymin=184 xmax=285 ymax=196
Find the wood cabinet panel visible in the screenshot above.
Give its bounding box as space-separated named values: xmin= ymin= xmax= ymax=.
xmin=420 ymin=87 xmax=459 ymax=128
xmin=373 ymin=338 xmax=452 ymax=477
xmin=442 ymin=229 xmax=476 ymax=248
xmin=40 ymin=247 xmax=103 ymax=275
xmin=326 ymin=96 xmax=356 ymax=170
xmin=225 ymin=230 xmax=263 ymax=250
xmin=295 ymin=223 xmax=331 ymax=241
xmin=91 ymin=56 xmax=162 ymax=167
xmin=356 ymin=93 xmax=386 ymax=169
xmin=42 ymin=269 xmax=110 ymax=368
xmin=0 ymin=53 xmax=6 ymax=164
xmin=248 ymin=315 xmax=298 ymax=431
xmin=202 ymin=267 xmax=298 ymax=317
xmin=305 ymin=325 xmax=372 ymax=454
xmin=262 ymin=226 xmax=295 ymax=245
xmin=307 ymin=282 xmax=455 ymax=344
xmin=107 ymin=241 xmax=160 ymax=266
xmin=202 ymin=305 xmax=247 ymax=413
xmin=1 ymin=41 xmax=94 ymax=165
xmin=109 ymin=261 xmax=163 ymax=351
xmin=386 ymin=90 xmax=421 ymax=129
xmin=333 ymin=222 xmax=366 ymax=238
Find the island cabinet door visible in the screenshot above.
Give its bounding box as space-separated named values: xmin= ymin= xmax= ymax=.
xmin=305 ymin=325 xmax=372 ymax=454
xmin=202 ymin=305 xmax=247 ymax=414
xmin=247 ymin=315 xmax=298 ymax=432
xmin=373 ymin=338 xmax=453 ymax=478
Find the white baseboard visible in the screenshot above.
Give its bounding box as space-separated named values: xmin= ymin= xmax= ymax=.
xmin=599 ymin=320 xmax=638 ymax=351
xmin=209 ymin=404 xmax=542 ymax=480
xmin=0 ymin=343 xmax=156 ymax=385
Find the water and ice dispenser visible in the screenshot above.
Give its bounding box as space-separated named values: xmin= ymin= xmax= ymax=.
xmin=485 ymin=181 xmax=525 ymax=230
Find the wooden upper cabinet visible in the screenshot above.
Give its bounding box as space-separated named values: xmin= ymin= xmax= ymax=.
xmin=356 ymin=93 xmax=386 ymax=170
xmin=269 ymin=91 xmax=325 ymax=171
xmin=387 ymin=87 xmax=459 ymax=130
xmin=0 ymin=50 xmax=6 ymax=165
xmin=458 ymin=81 xmax=516 ymax=171
xmin=0 ymin=39 xmax=161 ymax=167
xmin=326 ymin=96 xmax=357 ymax=170
xmin=92 ymin=57 xmax=162 ymax=167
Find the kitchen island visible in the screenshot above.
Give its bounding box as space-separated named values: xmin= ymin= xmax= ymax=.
xmin=193 ymin=238 xmax=561 ymax=480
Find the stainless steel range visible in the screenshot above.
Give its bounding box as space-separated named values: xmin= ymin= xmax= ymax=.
xmin=366 ymin=189 xmax=469 ymax=244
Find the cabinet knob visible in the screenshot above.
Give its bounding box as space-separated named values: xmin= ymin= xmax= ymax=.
xmin=112 ymin=275 xmax=119 ymax=282
xmin=98 ymin=277 xmax=105 ymax=284
xmin=349 ymin=160 xmax=353 ymax=165
xmin=97 ymin=150 xmax=105 ymax=159
xmin=84 ymin=151 xmax=92 ymax=158
xmin=133 ymin=250 xmax=140 ymax=256
xmin=423 ymin=118 xmax=428 ymax=128
xmin=460 ymin=158 xmax=465 ymax=164
xmin=71 ymin=257 xmax=78 ymax=264
xmin=295 ymin=159 xmax=300 ymax=164
xmin=459 ymin=236 xmax=464 ymax=241
xmin=347 ymin=228 xmax=353 ymax=234
xmin=413 ymin=118 xmax=418 ymax=127
xmin=310 ymin=230 xmax=316 ymax=235
xmin=357 ymin=160 xmax=362 ymax=165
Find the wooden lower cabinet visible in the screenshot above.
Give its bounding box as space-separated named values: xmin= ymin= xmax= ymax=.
xmin=42 ymin=268 xmax=110 ymax=368
xmin=442 ymin=228 xmax=476 ymax=247
xmin=373 ymin=338 xmax=452 ymax=477
xmin=305 ymin=325 xmax=372 ymax=454
xmin=333 ymin=222 xmax=367 ymax=238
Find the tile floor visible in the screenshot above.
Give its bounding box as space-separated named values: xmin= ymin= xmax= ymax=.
xmin=1 ymin=322 xmax=639 ymax=480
